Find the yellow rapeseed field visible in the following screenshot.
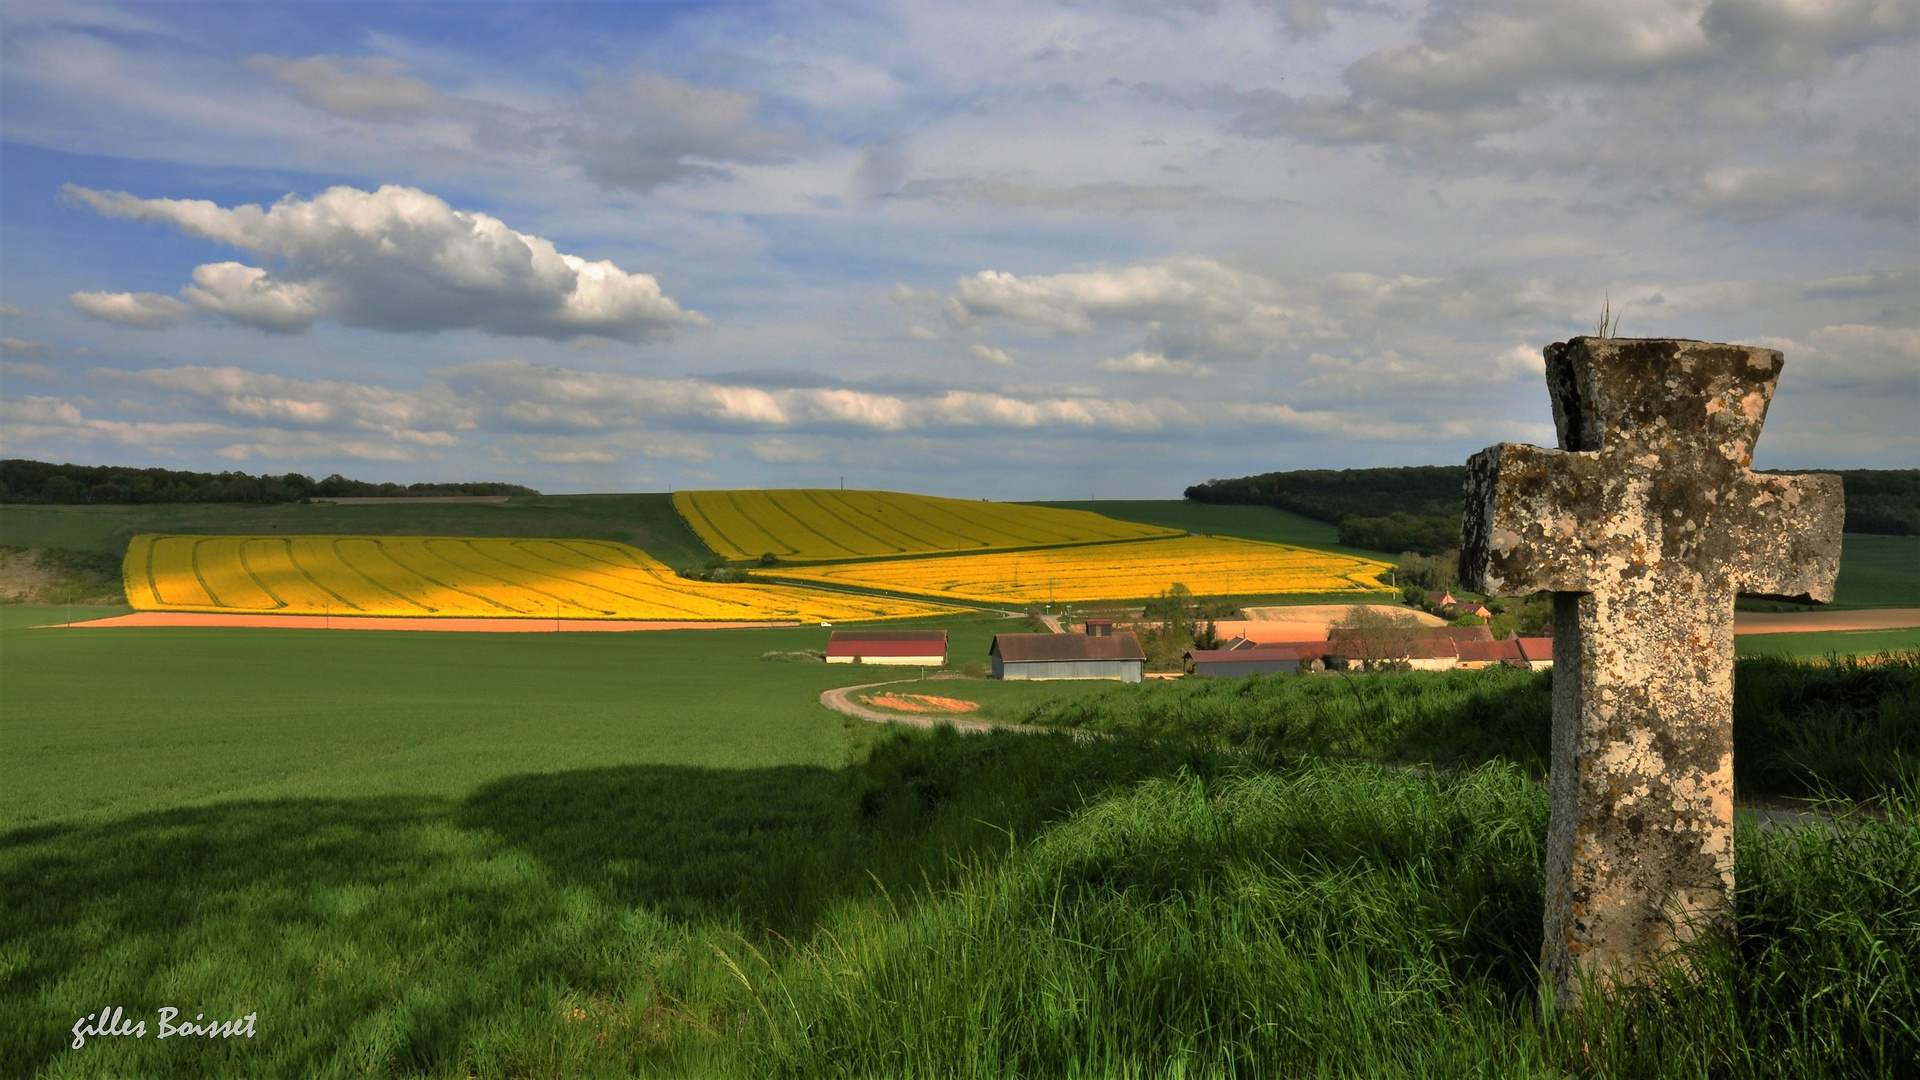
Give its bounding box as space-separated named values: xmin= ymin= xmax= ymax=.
xmin=673 ymin=488 xmax=1180 ymax=562
xmin=769 ymin=536 xmax=1396 ymax=604
xmin=123 ymin=534 xmax=956 ymax=622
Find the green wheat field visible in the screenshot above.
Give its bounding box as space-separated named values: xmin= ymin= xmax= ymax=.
xmin=2 ymin=605 xmax=1915 ymax=1078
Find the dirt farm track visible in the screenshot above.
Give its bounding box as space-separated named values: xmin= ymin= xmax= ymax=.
xmin=1732 ymin=608 xmax=1920 ymax=634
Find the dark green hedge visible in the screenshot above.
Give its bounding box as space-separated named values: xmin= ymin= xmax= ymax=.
xmin=0 ymin=459 xmax=538 ymax=505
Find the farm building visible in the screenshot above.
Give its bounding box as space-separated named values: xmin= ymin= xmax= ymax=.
xmin=1516 ymin=636 xmax=1553 ymax=669
xmin=1456 ymin=636 xmax=1553 ymax=670
xmin=1455 ymin=638 xmax=1528 ymax=669
xmin=1325 ymin=626 xmax=1489 ymax=671
xmin=1423 ymin=591 xmax=1492 ymax=620
xmin=1395 ymin=637 xmax=1461 ymax=671
xmin=826 ymin=630 xmax=949 ymax=665
xmin=991 ymin=629 xmax=1144 ymax=682
xmin=1185 ymin=641 xmax=1326 ymax=677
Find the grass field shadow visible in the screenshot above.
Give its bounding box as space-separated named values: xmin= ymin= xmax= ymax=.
xmin=3 ymin=730 xmax=1220 ymax=1078
xmin=459 ymin=763 xmax=853 ymax=933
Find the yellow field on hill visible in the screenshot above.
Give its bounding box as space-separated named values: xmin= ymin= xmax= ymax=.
xmin=673 ymin=488 xmax=1182 ymax=562
xmin=769 ymin=536 xmax=1397 ymax=605
xmin=124 ymin=534 xmax=956 ymax=622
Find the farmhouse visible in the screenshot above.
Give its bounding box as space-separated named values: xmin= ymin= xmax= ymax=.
xmin=1455 ymin=638 xmax=1529 ymax=669
xmin=1516 ymin=636 xmax=1553 ymax=669
xmin=1421 ymin=590 xmax=1493 ymax=620
xmin=1394 ymin=637 xmax=1460 ymax=671
xmin=990 ymin=629 xmax=1145 ymax=682
xmin=826 ymin=630 xmax=949 ymax=665
xmin=1324 ymin=626 xmax=1496 ymax=671
xmin=1185 ymin=641 xmax=1326 ymax=678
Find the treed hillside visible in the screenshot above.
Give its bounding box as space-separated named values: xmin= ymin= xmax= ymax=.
xmin=1185 ymin=466 xmax=1466 ymax=523
xmin=0 ymin=460 xmax=537 ymax=505
xmin=1184 ymin=467 xmax=1467 ymax=555
xmin=1817 ymin=469 xmax=1920 ymax=534
xmin=1187 ymin=466 xmax=1920 ymax=547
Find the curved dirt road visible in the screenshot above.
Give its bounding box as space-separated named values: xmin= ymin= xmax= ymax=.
xmin=1733 ymin=608 xmax=1920 ymax=634
xmin=820 ymin=681 xmax=1050 ymax=735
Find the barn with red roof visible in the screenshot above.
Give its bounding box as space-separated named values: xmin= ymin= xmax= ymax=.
xmin=826 ymin=630 xmax=949 ymax=666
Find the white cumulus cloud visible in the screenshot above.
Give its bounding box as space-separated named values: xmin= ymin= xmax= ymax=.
xmin=180 ymin=263 xmax=324 ymax=333
xmin=944 ymin=255 xmax=1338 ymax=362
xmin=63 ymin=184 xmax=708 ymax=340
xmin=98 ymin=365 xmax=475 ymax=445
xmin=68 ymin=290 xmax=195 ymax=328
xmin=438 ymin=358 xmax=1169 ymax=434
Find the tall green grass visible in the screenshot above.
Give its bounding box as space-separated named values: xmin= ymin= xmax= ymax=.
xmin=1734 ymin=652 xmax=1920 ymax=798
xmin=742 ymin=754 xmax=1918 ymax=1079
xmin=1013 ymin=655 xmax=1920 ymax=800
xmin=1018 ymin=662 xmax=1553 ymax=771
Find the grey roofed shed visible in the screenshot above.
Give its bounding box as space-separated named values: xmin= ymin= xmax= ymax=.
xmin=990 ymin=632 xmax=1145 ymax=682
xmin=1185 ymin=642 xmax=1324 ymax=678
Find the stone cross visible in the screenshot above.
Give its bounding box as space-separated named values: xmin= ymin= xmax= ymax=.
xmin=1460 ymin=337 xmax=1842 ymax=1011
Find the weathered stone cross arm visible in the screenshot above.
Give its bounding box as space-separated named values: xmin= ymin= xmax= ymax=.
xmin=1457 ymin=336 xmax=1843 ymax=1012
xmin=1461 ymin=446 xmax=1842 ymax=604
xmin=1462 ymin=338 xmax=1842 ymax=604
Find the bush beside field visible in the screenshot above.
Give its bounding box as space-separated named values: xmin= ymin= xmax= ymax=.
xmin=0 ymin=546 xmax=123 ymax=604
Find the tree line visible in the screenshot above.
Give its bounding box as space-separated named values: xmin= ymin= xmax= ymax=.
xmin=0 ymin=459 xmax=539 ymax=505
xmin=1186 ymin=465 xmax=1920 ymax=550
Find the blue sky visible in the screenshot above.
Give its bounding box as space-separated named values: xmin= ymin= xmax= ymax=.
xmin=2 ymin=0 xmax=1914 ymax=497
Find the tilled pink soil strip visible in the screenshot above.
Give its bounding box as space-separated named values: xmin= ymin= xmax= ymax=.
xmin=1733 ymin=608 xmax=1920 ymax=634
xmin=60 ymin=612 xmax=800 ymax=632
xmin=52 ymin=609 xmax=1920 ymax=636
